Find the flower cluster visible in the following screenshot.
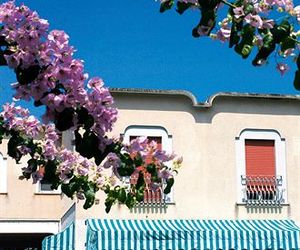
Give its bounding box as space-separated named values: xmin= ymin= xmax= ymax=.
xmin=0 ymin=102 xmax=107 ymax=207
xmin=0 ymin=2 xmax=182 ymax=210
xmin=1 ymin=102 xmax=41 ymax=138
xmin=0 ymin=1 xmax=117 ymax=152
xmin=100 ymin=136 xmax=182 ymax=212
xmin=159 ymin=0 xmax=300 ymax=82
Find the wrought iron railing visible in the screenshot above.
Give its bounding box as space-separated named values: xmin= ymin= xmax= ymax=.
xmin=241 ymin=175 xmax=284 ymax=206
xmin=127 ymin=176 xmax=168 ymax=205
xmin=143 ymin=187 xmax=164 ymax=204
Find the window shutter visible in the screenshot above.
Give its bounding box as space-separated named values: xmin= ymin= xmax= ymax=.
xmin=245 ymin=139 xmax=275 ymax=177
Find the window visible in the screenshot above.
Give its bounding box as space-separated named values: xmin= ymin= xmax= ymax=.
xmin=130 ymin=135 xmax=163 ymax=204
xmin=123 ymin=126 xmax=174 ymax=204
xmin=36 ymin=180 xmax=61 ymax=194
xmin=0 ymin=153 xmax=7 ymax=193
xmin=36 ymin=131 xmax=72 ymax=194
xmin=236 ymin=129 xmax=286 ymax=206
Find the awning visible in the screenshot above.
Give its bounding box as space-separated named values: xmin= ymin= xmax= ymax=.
xmin=86 ymin=219 xmax=300 ymax=250
xmin=42 ymin=222 xmax=75 ymax=250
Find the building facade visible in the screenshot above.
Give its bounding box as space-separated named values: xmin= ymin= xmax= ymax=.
xmin=1 ymin=89 xmax=300 ymax=249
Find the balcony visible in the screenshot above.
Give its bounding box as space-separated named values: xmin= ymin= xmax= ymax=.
xmin=143 ymin=187 xmax=164 ymax=205
xmin=241 ymin=175 xmax=284 ymax=207
xmin=126 ymin=176 xmax=172 ymax=206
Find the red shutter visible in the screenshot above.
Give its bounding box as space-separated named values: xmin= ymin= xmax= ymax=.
xmin=245 ymin=139 xmax=275 ymax=177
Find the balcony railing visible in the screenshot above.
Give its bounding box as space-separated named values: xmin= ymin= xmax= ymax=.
xmin=143 ymin=187 xmax=164 ymax=204
xmin=127 ymin=176 xmax=170 ymax=205
xmin=241 ymin=175 xmax=284 ymax=206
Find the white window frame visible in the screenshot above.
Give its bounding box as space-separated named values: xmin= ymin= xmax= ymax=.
xmin=235 ymin=129 xmax=287 ymax=204
xmin=0 ymin=153 xmax=7 ymax=194
xmin=122 ymin=125 xmax=174 ymax=203
xmin=36 ymin=181 xmax=61 ymax=194
xmin=36 ymin=130 xmax=73 ymax=195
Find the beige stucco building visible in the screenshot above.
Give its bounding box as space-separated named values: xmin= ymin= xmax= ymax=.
xmin=1 ymin=89 xmax=300 ymax=249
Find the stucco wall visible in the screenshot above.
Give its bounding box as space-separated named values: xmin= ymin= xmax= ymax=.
xmin=76 ymin=93 xmax=300 ymax=222
xmin=0 ymin=138 xmax=74 ymax=220
xmin=2 ymin=92 xmax=300 ymax=224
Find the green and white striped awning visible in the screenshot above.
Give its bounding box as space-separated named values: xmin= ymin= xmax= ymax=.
xmin=86 ymin=219 xmax=300 ymax=250
xmin=42 ymin=222 xmax=75 ymax=250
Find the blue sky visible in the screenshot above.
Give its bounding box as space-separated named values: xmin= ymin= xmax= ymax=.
xmin=0 ymin=0 xmax=299 ymax=111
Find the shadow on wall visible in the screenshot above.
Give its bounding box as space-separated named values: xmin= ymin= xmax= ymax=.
xmin=130 ymin=203 xmax=169 ymax=214
xmin=113 ymin=92 xmax=300 ymax=124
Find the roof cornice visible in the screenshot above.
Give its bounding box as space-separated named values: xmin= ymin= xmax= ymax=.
xmin=109 ymin=88 xmax=300 ymax=108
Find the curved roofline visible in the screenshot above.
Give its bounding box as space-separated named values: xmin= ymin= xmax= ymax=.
xmin=109 ymin=88 xmax=300 ymax=108
xmin=109 ymin=88 xmax=199 ymax=106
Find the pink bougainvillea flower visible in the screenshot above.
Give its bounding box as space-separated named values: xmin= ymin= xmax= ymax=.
xmin=294 ymin=6 xmax=300 ymax=22
xmin=233 ymin=6 xmax=244 ymax=19
xmin=103 ymin=153 xmax=120 ymax=169
xmin=276 ymin=63 xmax=289 ymax=76
xmin=244 ymin=14 xmax=263 ymax=28
xmin=216 ymin=26 xmax=231 ymax=42
xmin=262 ymin=19 xmax=275 ymax=29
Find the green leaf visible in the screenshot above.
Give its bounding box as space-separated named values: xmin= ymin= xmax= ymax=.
xmin=0 ymin=122 xmax=5 ymax=143
xmin=0 ymin=35 xmax=9 ymax=46
xmin=164 ymin=178 xmax=174 ymax=194
xmin=229 ymin=20 xmax=242 ymax=48
xmin=83 ymin=188 xmax=96 ymax=209
xmin=7 ymin=134 xmax=24 ymax=163
xmin=176 ymin=1 xmax=193 ymax=14
xmin=271 ymin=20 xmax=291 ymax=44
xmin=146 ymin=164 xmax=157 ymax=175
xmin=22 ymin=159 xmax=38 ymax=179
xmin=118 ymin=188 xmax=127 ymax=203
xmin=116 ymin=162 xmax=135 ymax=177
xmin=109 ymin=189 xmax=119 ymax=200
xmin=136 ymin=188 xmax=144 ymax=202
xmin=252 ymin=32 xmax=275 ymax=66
xmin=193 ymin=8 xmax=217 ymax=38
xmin=76 ymin=107 xmax=94 ymax=129
xmin=15 ymin=65 xmax=41 ymax=85
xmin=198 ymin=0 xmax=221 ymax=9
xmin=234 ymin=24 xmax=255 ymax=59
xmin=75 ymin=130 xmax=99 ymax=159
xmin=135 ymin=173 xmax=145 ymax=190
xmin=105 ymin=197 xmax=116 ymax=213
xmin=160 ymin=0 xmax=174 ymax=13
xmin=293 ymin=70 xmax=300 ymax=90
xmin=61 ymin=179 xmax=79 ymax=198
xmin=125 ymin=193 xmax=136 ymax=209
xmin=55 ymin=108 xmax=74 ymax=131
xmin=243 ymin=3 xmax=254 ymax=15
xmin=280 ymin=36 xmax=296 ymax=53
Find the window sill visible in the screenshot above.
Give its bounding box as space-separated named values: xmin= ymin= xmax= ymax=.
xmin=134 ymin=201 xmax=176 ymax=207
xmin=35 ymin=191 xmax=61 ymax=195
xmin=0 ymin=192 xmax=7 ymax=195
xmin=236 ymin=202 xmax=290 ymax=207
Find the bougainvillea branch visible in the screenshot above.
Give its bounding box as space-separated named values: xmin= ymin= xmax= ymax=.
xmin=0 ymin=1 xmax=181 ymax=210
xmin=158 ymin=0 xmax=300 ymax=88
